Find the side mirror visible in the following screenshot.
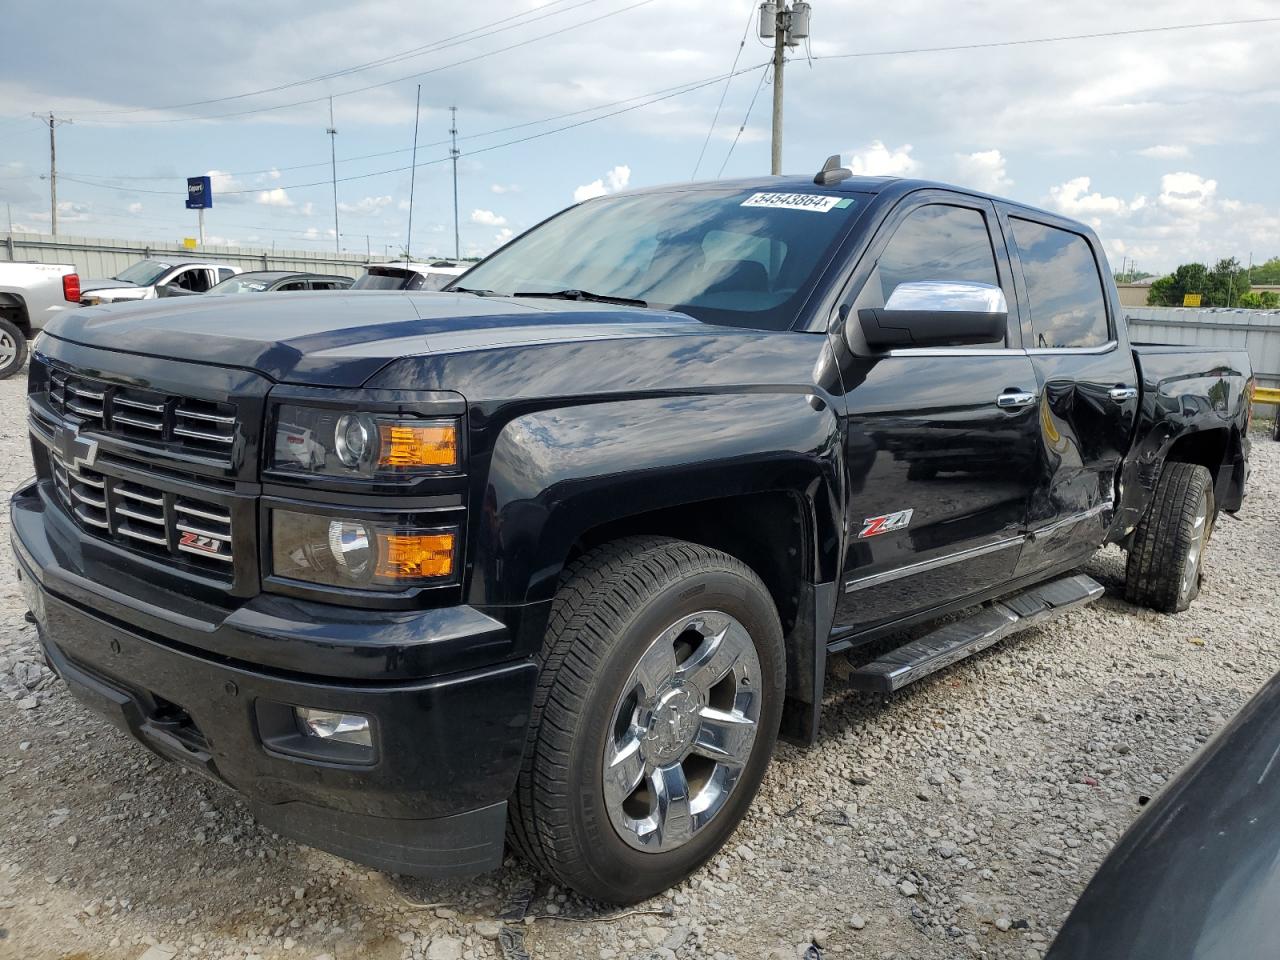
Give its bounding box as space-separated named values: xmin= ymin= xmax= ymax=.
xmin=858 ymin=280 xmax=1008 ymax=350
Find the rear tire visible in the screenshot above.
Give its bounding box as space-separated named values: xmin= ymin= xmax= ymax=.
xmin=508 ymin=536 xmax=785 ymax=903
xmin=0 ymin=317 xmax=29 ymax=380
xmin=1124 ymin=462 xmax=1215 ymax=613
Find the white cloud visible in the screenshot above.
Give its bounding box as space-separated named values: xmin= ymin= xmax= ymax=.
xmin=1046 ymin=176 xmax=1144 ymax=228
xmin=844 ymin=141 xmax=918 ymax=177
xmin=952 ymin=149 xmax=1011 ymax=193
xmin=301 ymin=201 xmax=316 ymax=216
xmin=573 ymin=164 xmax=631 ymax=202
xmin=338 ymin=194 xmax=392 ymax=216
xmin=494 ymin=227 xmax=514 ymax=246
xmin=1157 ymin=171 xmax=1216 ymax=215
xmin=255 ymin=187 xmax=294 ymax=208
xmin=127 ymin=202 xmax=143 ymax=214
xmin=490 ymin=183 xmax=520 ymax=195
xmin=268 ymin=167 xmax=281 ymax=180
xmin=470 ymin=208 xmax=507 ymax=226
xmin=1137 ymin=144 xmax=1190 ymax=159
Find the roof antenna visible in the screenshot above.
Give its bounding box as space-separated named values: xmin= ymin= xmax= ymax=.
xmin=814 ymin=154 xmax=852 ymax=185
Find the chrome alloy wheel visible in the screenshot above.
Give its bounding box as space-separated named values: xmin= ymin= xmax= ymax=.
xmin=603 ymin=610 xmax=762 ymax=853
xmin=1180 ymin=491 xmax=1211 ymax=604
xmin=0 ymin=331 xmax=14 ymax=368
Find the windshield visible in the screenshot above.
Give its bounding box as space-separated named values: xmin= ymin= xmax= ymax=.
xmin=352 ymin=267 xmax=416 ymax=290
xmin=454 ymin=188 xmax=862 ymax=330
xmin=208 ymin=275 xmax=274 ymax=294
xmin=114 ymin=260 xmax=173 ymax=285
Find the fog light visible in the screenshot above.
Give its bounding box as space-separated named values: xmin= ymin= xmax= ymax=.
xmin=294 ymin=707 xmax=372 ymax=748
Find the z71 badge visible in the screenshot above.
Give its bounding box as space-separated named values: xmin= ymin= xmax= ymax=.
xmin=858 ymin=508 xmax=914 ymax=539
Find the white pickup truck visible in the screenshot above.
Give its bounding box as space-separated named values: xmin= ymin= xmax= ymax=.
xmin=0 ymin=261 xmax=80 ymax=379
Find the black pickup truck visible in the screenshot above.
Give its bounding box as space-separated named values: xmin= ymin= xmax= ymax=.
xmin=11 ymin=159 xmax=1253 ymax=903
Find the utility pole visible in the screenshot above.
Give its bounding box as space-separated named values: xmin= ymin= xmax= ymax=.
xmin=407 ymin=84 xmax=421 ymax=261
xmin=759 ymin=3 xmax=810 ymax=175
xmin=450 ymin=106 xmax=460 ymax=260
xmin=326 ymin=97 xmax=340 ymax=253
xmin=33 ymin=112 xmax=71 ymax=235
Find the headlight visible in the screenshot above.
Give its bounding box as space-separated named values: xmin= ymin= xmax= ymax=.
xmin=271 ymin=404 xmax=458 ymax=478
xmin=271 ymin=509 xmax=456 ymax=590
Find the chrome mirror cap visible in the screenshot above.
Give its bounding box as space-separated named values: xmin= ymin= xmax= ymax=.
xmin=884 ymin=280 xmax=1007 ymax=314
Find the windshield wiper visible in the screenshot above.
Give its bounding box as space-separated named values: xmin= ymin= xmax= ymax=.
xmin=449 ymin=286 xmax=496 ymax=296
xmin=514 ymin=289 xmax=648 ymax=308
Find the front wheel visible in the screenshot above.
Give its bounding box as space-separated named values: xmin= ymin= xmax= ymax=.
xmin=0 ymin=317 xmax=29 ymax=380
xmin=1124 ymin=462 xmax=1215 ymax=613
xmin=508 ymin=537 xmax=785 ymax=903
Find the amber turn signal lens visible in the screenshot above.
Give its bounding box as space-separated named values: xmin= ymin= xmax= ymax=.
xmin=374 ymin=531 xmax=455 ymax=580
xmin=377 ymin=422 xmax=458 ymax=469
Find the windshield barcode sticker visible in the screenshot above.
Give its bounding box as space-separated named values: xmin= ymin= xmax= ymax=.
xmin=741 ymin=192 xmax=844 ymax=212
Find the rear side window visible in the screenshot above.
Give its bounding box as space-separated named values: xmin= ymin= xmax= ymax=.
xmin=876 ymin=204 xmax=999 ymax=303
xmin=1010 ymin=218 xmax=1109 ymax=349
xmin=217 ymin=268 xmax=236 ymax=282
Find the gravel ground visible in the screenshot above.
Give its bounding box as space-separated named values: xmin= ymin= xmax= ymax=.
xmin=0 ymin=368 xmax=1277 ymax=960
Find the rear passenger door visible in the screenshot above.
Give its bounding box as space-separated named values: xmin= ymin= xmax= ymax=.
xmin=999 ymin=210 xmax=1140 ymax=575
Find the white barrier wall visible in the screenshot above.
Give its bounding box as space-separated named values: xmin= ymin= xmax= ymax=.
xmin=2 ymin=232 xmax=392 ymax=280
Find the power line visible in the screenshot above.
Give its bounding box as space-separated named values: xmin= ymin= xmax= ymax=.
xmin=717 ymin=65 xmax=769 ymax=177
xmin=691 ymin=0 xmax=756 ymax=180
xmin=56 ymin=63 xmax=770 ymax=200
xmin=814 ymin=16 xmax=1280 ymax=61
xmin=70 ymin=0 xmax=659 ymax=126
xmin=61 ymin=69 xmax=759 ymax=183
xmin=74 ymin=0 xmax=599 ymax=118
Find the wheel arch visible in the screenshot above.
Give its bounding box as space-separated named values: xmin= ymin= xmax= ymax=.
xmin=471 ymin=393 xmax=845 ymax=745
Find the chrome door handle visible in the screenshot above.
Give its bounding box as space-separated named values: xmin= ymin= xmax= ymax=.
xmin=1109 ymin=386 xmax=1139 ymax=402
xmin=996 ymin=390 xmax=1037 ymax=408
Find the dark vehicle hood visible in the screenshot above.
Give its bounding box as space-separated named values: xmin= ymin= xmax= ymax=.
xmin=1046 ymin=670 xmax=1280 ymax=960
xmin=43 ymin=290 xmax=717 ymax=387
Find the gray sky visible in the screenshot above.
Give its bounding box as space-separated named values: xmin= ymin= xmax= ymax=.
xmin=1 ymin=0 xmax=1277 ymax=272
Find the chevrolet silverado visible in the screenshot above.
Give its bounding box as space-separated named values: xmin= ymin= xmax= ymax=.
xmin=11 ymin=159 xmax=1253 ymax=903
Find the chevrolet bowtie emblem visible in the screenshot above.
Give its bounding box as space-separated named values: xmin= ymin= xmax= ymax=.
xmin=54 ymin=423 xmax=98 ymax=470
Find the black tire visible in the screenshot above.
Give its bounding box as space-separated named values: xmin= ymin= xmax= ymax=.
xmin=1124 ymin=462 xmax=1215 ymax=613
xmin=508 ymin=536 xmax=785 ymax=903
xmin=0 ymin=317 xmax=28 ymax=380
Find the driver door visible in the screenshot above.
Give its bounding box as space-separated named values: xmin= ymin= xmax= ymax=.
xmin=831 ymin=192 xmax=1040 ymax=636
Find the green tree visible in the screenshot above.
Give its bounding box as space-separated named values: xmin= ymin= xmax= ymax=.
xmin=1147 ymin=259 xmax=1252 ymax=307
xmin=1249 ymin=256 xmax=1280 ymax=285
xmin=1238 ymin=290 xmax=1280 ymax=310
xmin=1147 ymin=262 xmax=1208 ymax=306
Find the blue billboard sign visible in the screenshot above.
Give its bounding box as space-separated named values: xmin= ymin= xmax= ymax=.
xmin=186 ymin=176 xmax=213 ymax=210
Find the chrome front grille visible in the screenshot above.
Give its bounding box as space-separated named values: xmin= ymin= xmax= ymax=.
xmin=50 ymin=452 xmax=235 ymax=579
xmin=48 ymin=367 xmax=237 ymax=461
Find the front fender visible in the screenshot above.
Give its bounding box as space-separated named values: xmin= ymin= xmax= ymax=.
xmin=466 ymin=391 xmax=843 ymax=610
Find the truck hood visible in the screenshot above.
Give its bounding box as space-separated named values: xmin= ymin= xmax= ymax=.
xmin=43 ymin=290 xmax=714 ymax=387
xmin=80 ymin=279 xmax=140 ymax=292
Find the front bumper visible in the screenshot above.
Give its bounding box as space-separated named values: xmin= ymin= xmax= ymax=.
xmin=11 ymin=481 xmax=538 ymax=878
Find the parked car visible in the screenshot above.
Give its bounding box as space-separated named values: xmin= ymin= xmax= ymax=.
xmin=205 ymin=271 xmax=355 ymax=295
xmin=351 ymin=259 xmax=467 ymax=291
xmin=78 ymin=259 xmax=241 ymax=305
xmin=1046 ymin=668 xmax=1280 ymax=959
xmin=13 ymin=161 xmax=1253 ymax=904
xmin=0 ymin=261 xmax=79 ymax=378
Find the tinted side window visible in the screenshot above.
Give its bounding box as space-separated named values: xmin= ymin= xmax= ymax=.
xmin=1010 ymin=218 xmax=1109 ymax=349
xmin=172 ymin=268 xmax=211 ymax=292
xmin=877 ymin=204 xmax=999 ymax=302
xmin=217 ymin=268 xmax=235 ymax=282
xmin=278 ymin=281 xmax=308 ymax=291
